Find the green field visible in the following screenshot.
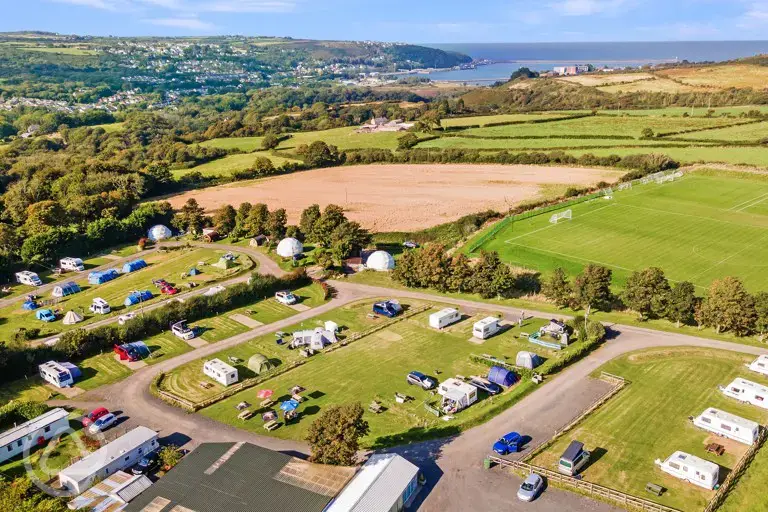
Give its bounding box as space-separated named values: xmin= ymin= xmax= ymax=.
xmin=91 ymin=122 xmax=125 ymax=133
xmin=532 ymin=348 xmax=768 ymax=512
xmin=417 ymin=137 xmax=706 ymax=150
xmin=173 ymin=151 xmax=301 ymax=178
xmin=441 ymin=113 xmax=575 ymax=127
xmin=561 ymin=146 xmax=768 ymax=168
xmin=469 ymin=171 xmax=768 ymax=290
xmin=276 ymin=126 xmax=410 ymax=151
xmin=720 ymin=440 xmax=768 ymax=512
xmin=198 ymin=136 xmax=265 ymax=152
xmin=596 ymin=106 xmax=768 ymax=117
xmin=673 ymin=121 xmax=768 ymax=142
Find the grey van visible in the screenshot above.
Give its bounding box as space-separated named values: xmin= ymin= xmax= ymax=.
xmin=558 ymin=440 xmax=590 ymax=476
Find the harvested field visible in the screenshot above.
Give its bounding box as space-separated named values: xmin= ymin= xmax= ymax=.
xmin=657 ymin=64 xmax=768 ymax=89
xmin=558 ymin=72 xmax=655 ymax=86
xmin=166 ymin=164 xmax=622 ymax=231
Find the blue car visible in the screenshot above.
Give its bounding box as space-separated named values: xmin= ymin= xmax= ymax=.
xmin=372 ymin=300 xmax=402 ymax=318
xmin=493 ymin=432 xmax=523 ymax=455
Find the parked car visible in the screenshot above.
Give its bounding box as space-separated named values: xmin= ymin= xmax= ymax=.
xmin=171 ymin=320 xmax=195 ymax=340
xmin=88 ymin=413 xmax=117 ymax=434
xmin=469 ymin=377 xmax=502 ymax=395
xmin=403 ymin=241 xmax=419 ymax=249
xmin=493 ymin=432 xmax=523 ymax=455
xmin=558 ymin=440 xmax=590 ymax=476
xmin=82 ymin=407 xmax=110 ymax=427
xmin=275 ymin=290 xmax=297 ymax=305
xmin=118 ymin=312 xmax=137 ymax=325
xmin=517 ymin=473 xmax=544 ymax=502
xmin=406 ymin=371 xmax=435 ymax=390
xmin=372 ymin=300 xmax=402 ymax=318
xmin=160 ymin=285 xmax=179 ymax=295
xmin=132 ymin=450 xmax=160 ymax=475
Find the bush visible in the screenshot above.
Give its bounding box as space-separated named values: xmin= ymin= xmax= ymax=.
xmin=0 ymin=401 xmax=49 ymax=430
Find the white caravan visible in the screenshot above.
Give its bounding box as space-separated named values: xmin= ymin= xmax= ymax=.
xmin=203 ymin=359 xmax=238 ymax=386
xmin=89 ymin=298 xmax=111 ymax=315
xmin=437 ymin=378 xmax=478 ymax=413
xmin=719 ymin=378 xmax=768 ymax=410
xmin=473 ymin=317 xmax=501 ymax=340
xmin=693 ymin=407 xmax=759 ymax=445
xmin=429 ymin=308 xmax=461 ymax=329
xmin=746 ymin=355 xmax=768 ymax=377
xmin=655 ymin=451 xmax=719 ymax=490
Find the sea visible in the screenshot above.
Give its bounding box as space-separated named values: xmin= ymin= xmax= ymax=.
xmin=423 ymin=41 xmax=768 ymax=83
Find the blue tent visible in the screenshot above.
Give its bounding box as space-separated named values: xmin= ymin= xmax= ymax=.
xmin=488 ymin=366 xmax=518 ymax=387
xmin=22 ymin=300 xmax=39 ymax=311
xmin=52 ymin=281 xmax=81 ymax=298
xmin=122 ymin=259 xmax=148 ymax=274
xmin=60 ymin=362 xmax=82 ymax=381
xmin=124 ymin=290 xmax=153 ymax=306
xmin=188 ymin=267 xmax=200 ymax=276
xmin=89 ymin=269 xmax=119 ymax=285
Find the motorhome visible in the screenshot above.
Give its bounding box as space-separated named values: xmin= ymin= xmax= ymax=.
xmin=203 ymin=359 xmax=238 ymax=386
xmin=746 ymin=354 xmax=768 ymax=377
xmin=429 ymin=308 xmax=461 ymax=329
xmin=693 ymin=407 xmax=759 ymax=445
xmin=655 ymin=451 xmax=719 ymax=490
xmin=15 ymin=271 xmax=42 ymax=286
xmin=437 ymin=378 xmax=478 ymax=413
xmin=473 ymin=317 xmax=501 ymax=340
xmin=89 ymin=298 xmax=111 ymax=315
xmin=59 ymin=257 xmax=85 ymax=272
xmin=558 ymin=441 xmax=590 ymax=476
xmin=719 ymin=378 xmax=768 ymax=410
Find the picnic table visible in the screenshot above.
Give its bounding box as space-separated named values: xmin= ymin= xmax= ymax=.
xmin=199 ymin=381 xmax=213 ymax=390
xmin=263 ymin=420 xmax=279 ymax=431
xmin=369 ymin=401 xmax=384 ymax=414
xmin=259 ymin=398 xmax=275 ymax=409
xmin=706 ymin=443 xmax=725 ymax=456
xmin=291 ymin=394 xmax=305 ymax=403
xmin=238 ymin=410 xmax=253 ymax=421
xmin=645 ymin=483 xmax=664 ymax=496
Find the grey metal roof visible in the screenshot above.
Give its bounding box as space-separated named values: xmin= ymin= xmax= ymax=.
xmin=0 ymin=407 xmax=69 ymax=447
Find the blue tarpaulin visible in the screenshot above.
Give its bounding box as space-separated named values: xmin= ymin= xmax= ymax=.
xmin=280 ymin=399 xmax=300 ymax=412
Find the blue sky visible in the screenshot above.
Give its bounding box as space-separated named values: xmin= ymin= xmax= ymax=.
xmin=2 ymin=0 xmax=768 ymax=43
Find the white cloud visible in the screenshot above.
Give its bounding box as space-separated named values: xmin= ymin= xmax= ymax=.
xmin=51 ymin=0 xmax=126 ymax=10
xmin=198 ymin=0 xmax=297 ymax=13
xmin=144 ymin=16 xmax=216 ymax=30
xmin=551 ymin=0 xmax=630 ymax=16
xmin=49 ymin=0 xmax=298 ymax=14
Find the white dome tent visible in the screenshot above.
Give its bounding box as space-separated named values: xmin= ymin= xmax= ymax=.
xmin=63 ymin=310 xmax=84 ymax=325
xmin=147 ymin=224 xmax=173 ymax=242
xmin=276 ymin=237 xmax=303 ymax=258
xmin=365 ymin=250 xmax=395 ymax=271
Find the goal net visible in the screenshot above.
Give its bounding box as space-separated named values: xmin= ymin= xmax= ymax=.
xmin=549 ymin=209 xmax=573 ymax=224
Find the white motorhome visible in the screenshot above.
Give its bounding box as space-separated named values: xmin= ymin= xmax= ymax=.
xmin=746 ymin=355 xmax=768 ymax=377
xmin=693 ymin=407 xmax=759 ymax=445
xmin=429 ymin=308 xmax=461 ymax=329
xmin=60 ymin=257 xmax=85 ymax=272
xmin=15 ymin=271 xmax=42 ymax=286
xmin=437 ymin=378 xmax=478 ymax=413
xmin=719 ymin=378 xmax=768 ymax=410
xmin=203 ymin=358 xmax=238 ymax=386
xmin=89 ymin=298 xmax=111 ymax=315
xmin=655 ymin=451 xmax=719 ymax=490
xmin=473 ymin=317 xmax=501 ymax=340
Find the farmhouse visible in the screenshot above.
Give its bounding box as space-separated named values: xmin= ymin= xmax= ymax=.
xmin=429 ymin=308 xmax=461 ymax=329
xmin=0 ymin=408 xmax=70 ymax=464
xmin=437 ymin=378 xmax=478 ymax=413
xmin=693 ymin=407 xmax=759 ymax=445
xmin=203 ymin=358 xmax=239 ymax=386
xmin=747 ymin=354 xmax=768 ymax=377
xmin=719 ymin=378 xmax=768 ymax=409
xmin=655 ymin=451 xmax=719 ymax=490
xmin=59 ymin=426 xmax=159 ymax=495
xmin=39 ymin=360 xmax=81 ymax=388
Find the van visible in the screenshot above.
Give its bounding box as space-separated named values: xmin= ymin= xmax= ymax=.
xmin=15 ymin=271 xmax=42 ymax=286
xmin=89 ymin=298 xmax=111 ymax=315
xmin=60 ymin=257 xmax=85 ymax=272
xmin=558 ymin=441 xmax=590 ymax=476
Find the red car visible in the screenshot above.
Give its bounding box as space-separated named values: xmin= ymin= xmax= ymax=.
xmin=82 ymin=407 xmax=110 ymax=427
xmin=161 ymin=285 xmax=179 ymax=295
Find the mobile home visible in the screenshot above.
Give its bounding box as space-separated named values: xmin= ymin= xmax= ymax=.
xmin=429 ymin=308 xmax=460 ymax=329
xmin=747 ymin=355 xmax=768 ymax=377
xmin=437 ymin=378 xmax=478 ymax=413
xmin=203 ymin=358 xmax=238 ymax=386
xmin=39 ymin=361 xmax=81 ymax=388
xmin=719 ymin=378 xmax=768 ymax=410
xmin=693 ymin=407 xmax=759 ymax=445
xmin=0 ymin=408 xmax=70 ymax=464
xmin=15 ymin=271 xmax=42 ymax=286
xmin=655 ymin=451 xmax=719 ymax=490
xmin=60 ymin=257 xmax=85 ymax=272
xmin=473 ymin=317 xmax=501 ymax=340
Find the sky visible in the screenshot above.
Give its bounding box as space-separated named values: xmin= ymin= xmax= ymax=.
xmin=1 ymin=0 xmax=768 ymax=43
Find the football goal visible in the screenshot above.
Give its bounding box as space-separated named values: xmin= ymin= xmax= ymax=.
xmin=549 ymin=209 xmax=573 ymax=224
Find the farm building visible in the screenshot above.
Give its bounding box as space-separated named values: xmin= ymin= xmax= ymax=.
xmin=122 ymin=259 xmax=147 ymax=274
xmin=114 ymin=341 xmax=151 ymax=362
xmin=0 ymin=408 xmax=70 ymax=464
xmin=66 ymin=471 xmax=152 ymax=510
xmin=62 ymin=310 xmax=84 ymax=325
xmin=59 ymin=426 xmax=159 ymax=495
xmin=289 ymin=328 xmax=337 ymax=350
xmin=655 ymin=451 xmax=719 ymax=490
xmin=276 ymin=237 xmax=303 ymax=258
xmin=326 ymin=454 xmax=420 ymax=512
xmin=124 ymin=290 xmax=153 ymax=306
xmin=147 ymin=224 xmax=172 ymax=242
xmin=16 ymin=270 xmax=42 ymax=286
xmin=719 ymin=378 xmax=768 ymax=409
xmin=429 ymin=308 xmax=461 ymax=329
xmin=39 ymin=361 xmax=81 ymax=388
xmin=60 ymin=257 xmax=85 ymax=272
xmin=88 ymin=269 xmax=119 ymax=285
xmin=488 ymin=366 xmax=518 ymax=387
xmin=516 ymin=351 xmax=543 ymax=370
xmin=693 ymin=407 xmax=759 ymax=445
xmin=438 ymin=378 xmax=478 ymax=413
xmin=247 ymin=354 xmax=274 ymax=375
xmin=365 ymin=250 xmax=395 ymax=271
xmin=52 ymin=281 xmax=81 ymax=298
xmin=747 ymin=355 xmax=768 ymax=377
xmin=473 ymin=317 xmax=501 ymax=339
xmin=203 ymin=358 xmax=239 ymax=386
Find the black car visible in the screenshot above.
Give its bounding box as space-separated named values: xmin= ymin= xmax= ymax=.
xmin=132 ymin=451 xmax=160 ymax=475
xmin=469 ymin=377 xmax=502 ymax=395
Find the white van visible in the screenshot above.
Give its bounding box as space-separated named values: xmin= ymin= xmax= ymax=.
xmin=655 ymin=451 xmax=719 ymax=490
xmin=693 ymin=407 xmax=759 ymax=445
xmin=429 ymin=308 xmax=461 ymax=329
xmin=473 ymin=317 xmax=501 ymax=339
xmin=15 ymin=271 xmax=42 ymax=286
xmin=60 ymin=257 xmax=85 ymax=272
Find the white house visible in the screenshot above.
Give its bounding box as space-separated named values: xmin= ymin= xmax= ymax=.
xmin=429 ymin=308 xmax=460 ymax=329
xmin=325 ymin=454 xmax=420 ymax=512
xmin=746 ymin=354 xmax=768 ymax=377
xmin=719 ymin=378 xmax=768 ymax=410
xmin=203 ymin=358 xmax=239 ymax=386
xmin=15 ymin=270 xmax=42 ymax=286
xmin=59 ymin=426 xmax=159 ymax=495
xmin=655 ymin=451 xmax=719 ymax=490
xmin=0 ymin=408 xmax=70 ymax=464
xmin=693 ymin=407 xmax=759 ymax=445
xmin=60 ymin=257 xmax=85 ymax=272
xmin=437 ymin=378 xmax=478 ymax=413
xmin=472 ymin=317 xmax=501 ymax=340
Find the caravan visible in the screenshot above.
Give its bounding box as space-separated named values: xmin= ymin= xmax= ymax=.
xmin=203 ymin=359 xmax=238 ymax=386
xmin=693 ymin=407 xmax=759 ymax=445
xmin=59 ymin=257 xmax=85 ymax=272
xmin=429 ymin=308 xmax=461 ymax=329
xmin=473 ymin=317 xmax=501 ymax=340
xmin=746 ymin=355 xmax=768 ymax=377
xmin=39 ymin=361 xmax=81 ymax=388
xmin=719 ymin=378 xmax=768 ymax=410
xmin=437 ymin=378 xmax=478 ymax=414
xmin=655 ymin=451 xmax=719 ymax=490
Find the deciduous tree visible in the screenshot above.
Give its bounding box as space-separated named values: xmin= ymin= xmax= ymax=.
xmin=307 ymin=403 xmax=369 ymax=466
xmin=213 ymin=205 xmax=237 ymax=236
xmin=698 ymin=276 xmax=756 ymax=336
xmin=573 ymin=264 xmax=613 ymax=316
xmin=622 ymin=267 xmax=670 ymax=320
xmin=172 ymin=198 xmax=207 ymax=235
xmin=666 ymin=281 xmax=698 ymax=328
xmin=542 ymin=267 xmax=572 ymax=308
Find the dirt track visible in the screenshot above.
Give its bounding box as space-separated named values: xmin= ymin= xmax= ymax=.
xmin=169 ymin=164 xmax=622 ymax=231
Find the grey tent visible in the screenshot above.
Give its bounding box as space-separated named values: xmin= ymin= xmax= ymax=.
xmin=516 ymin=351 xmax=543 ymax=370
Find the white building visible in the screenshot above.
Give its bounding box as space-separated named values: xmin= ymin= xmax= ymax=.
xmin=719 ymin=378 xmax=768 ymax=410
xmin=472 ymin=317 xmax=501 ymax=340
xmin=437 ymin=378 xmax=478 ymax=413
xmin=203 ymin=358 xmax=239 ymax=386
xmin=365 ymin=251 xmax=395 ymax=271
xmin=60 ymin=257 xmax=85 ymax=272
xmin=325 ymin=454 xmax=420 ymax=512
xmin=15 ymin=270 xmax=42 ymax=286
xmin=429 ymin=308 xmax=461 ymax=329
xmin=746 ymin=354 xmax=768 ymax=377
xmin=0 ymin=408 xmax=70 ymax=464
xmin=276 ymin=237 xmax=303 ymax=258
xmin=693 ymin=407 xmax=759 ymax=445
xmin=655 ymin=451 xmax=719 ymax=490
xmin=59 ymin=426 xmax=159 ymax=495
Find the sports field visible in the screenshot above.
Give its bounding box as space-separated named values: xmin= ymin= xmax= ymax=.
xmin=469 ymin=171 xmax=768 ymax=290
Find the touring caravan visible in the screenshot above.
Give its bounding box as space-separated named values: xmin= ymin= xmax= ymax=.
xmin=15 ymin=271 xmax=42 ymax=286
xmin=39 ymin=361 xmax=81 ymax=388
xmin=747 ymin=355 xmax=768 ymax=377
xmin=719 ymin=378 xmax=768 ymax=410
xmin=203 ymin=359 xmax=238 ymax=386
xmin=59 ymin=257 xmax=85 ymax=272
xmin=437 ymin=378 xmax=478 ymax=414
xmin=473 ymin=317 xmax=501 ymax=340
xmin=429 ymin=308 xmax=460 ymax=329
xmin=655 ymin=451 xmax=719 ymax=490
xmin=693 ymin=407 xmax=759 ymax=445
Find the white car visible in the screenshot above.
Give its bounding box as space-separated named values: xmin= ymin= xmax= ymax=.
xmin=517 ymin=473 xmax=544 ymax=502
xmin=118 ymin=312 xmax=137 ymax=325
xmin=275 ymin=290 xmax=297 ymax=305
xmin=171 ymin=320 xmax=196 ymax=340
xmin=88 ymin=413 xmax=117 ymax=434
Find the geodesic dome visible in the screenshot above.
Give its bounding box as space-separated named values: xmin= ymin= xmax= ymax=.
xmin=276 ymin=237 xmax=303 ymax=258
xmin=147 ymin=224 xmax=172 ymax=242
xmin=365 ymin=250 xmax=395 ymax=271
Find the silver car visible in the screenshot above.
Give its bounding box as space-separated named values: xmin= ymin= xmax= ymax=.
xmin=517 ymin=473 xmax=543 ymax=502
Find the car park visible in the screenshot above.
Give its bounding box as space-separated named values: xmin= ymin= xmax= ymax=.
xmin=82 ymin=407 xmax=110 ymax=427
xmin=275 ymin=290 xmax=298 ymax=305
xmin=132 ymin=450 xmax=160 ymax=475
xmin=406 ymin=371 xmax=435 ymax=390
xmin=87 ymin=413 xmax=117 ymax=434
xmin=517 ymin=473 xmax=544 ymax=502
xmin=493 ymin=432 xmax=523 ymax=455
xmin=469 ymin=377 xmax=502 ymax=395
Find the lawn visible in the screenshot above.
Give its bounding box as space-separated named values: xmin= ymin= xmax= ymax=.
xmin=560 ymin=146 xmax=768 ymax=168
xmin=596 ymin=77 xmax=704 ymax=94
xmin=441 ymin=113 xmax=574 ymax=128
xmin=672 ymin=121 xmax=768 ymax=142
xmin=417 ymin=137 xmax=706 ymax=150
xmin=77 ymin=352 xmax=134 ymax=390
xmin=91 ymin=122 xmax=125 ymax=133
xmin=198 ymin=136 xmax=265 ymax=152
xmin=173 ymin=151 xmax=301 ymax=178
xmin=469 ymin=171 xmax=768 ymax=290
xmin=719 ymin=440 xmax=768 ymax=512
xmin=531 ymin=347 xmax=768 ymax=512
xmin=275 ymin=126 xmax=410 ymax=151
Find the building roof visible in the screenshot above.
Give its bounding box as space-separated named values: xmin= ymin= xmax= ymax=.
xmin=474 ymin=317 xmax=499 ymax=328
xmin=125 ymin=442 xmax=355 ymax=512
xmin=325 ymin=454 xmax=419 ymax=512
xmin=729 ymin=378 xmax=768 ymax=393
xmin=203 ymin=359 xmax=237 ymax=373
xmin=665 ymin=451 xmax=718 ymax=474
xmin=431 ymin=308 xmax=458 ymax=318
xmin=67 ymin=471 xmax=152 ymax=511
xmin=699 ymin=408 xmax=759 ymax=430
xmin=0 ymin=408 xmax=68 ymax=447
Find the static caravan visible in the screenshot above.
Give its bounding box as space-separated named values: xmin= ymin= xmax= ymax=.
xmin=693 ymin=407 xmax=759 ymax=445
xmin=437 ymin=378 xmax=478 ymax=413
xmin=429 ymin=308 xmax=461 ymax=329
xmin=473 ymin=317 xmax=501 ymax=340
xmin=203 ymin=358 xmax=238 ymax=386
xmin=60 ymin=257 xmax=85 ymax=272
xmin=655 ymin=451 xmax=719 ymax=490
xmin=39 ymin=361 xmax=81 ymax=388
xmin=719 ymin=378 xmax=768 ymax=410
xmin=0 ymin=408 xmax=70 ymax=464
xmin=747 ymin=355 xmax=768 ymax=377
xmin=15 ymin=271 xmax=42 ymax=286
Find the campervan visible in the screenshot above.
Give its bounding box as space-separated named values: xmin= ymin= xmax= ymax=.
xmin=693 ymin=407 xmax=759 ymax=445
xmin=473 ymin=317 xmax=501 ymax=340
xmin=429 ymin=308 xmax=461 ymax=329
xmin=171 ymin=320 xmax=195 ymax=340
xmin=89 ymin=298 xmax=111 ymax=315
xmin=558 ymin=441 xmax=590 ymax=476
xmin=747 ymin=355 xmax=768 ymax=377
xmin=655 ymin=451 xmax=719 ymax=490
xmin=203 ymin=359 xmax=238 ymax=386
xmin=719 ymin=378 xmax=768 ymax=410
xmin=15 ymin=271 xmax=42 ymax=286
xmin=59 ymin=257 xmax=85 ymax=272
